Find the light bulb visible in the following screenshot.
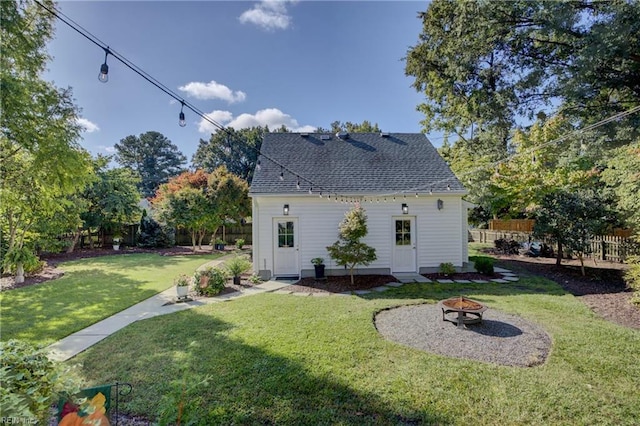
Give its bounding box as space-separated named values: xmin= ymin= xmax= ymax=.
xmin=98 ymin=63 xmax=109 ymax=83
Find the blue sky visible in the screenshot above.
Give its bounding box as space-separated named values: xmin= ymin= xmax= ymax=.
xmin=45 ymin=1 xmax=437 ymax=164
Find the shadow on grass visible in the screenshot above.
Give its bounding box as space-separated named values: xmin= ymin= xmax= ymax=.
xmin=1 ymin=269 xmax=157 ymax=344
xmin=75 ymin=309 xmax=448 ymax=425
xmin=361 ymin=277 xmax=567 ymax=303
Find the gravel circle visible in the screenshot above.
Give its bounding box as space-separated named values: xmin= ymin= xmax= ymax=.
xmin=375 ymin=303 xmax=552 ymax=367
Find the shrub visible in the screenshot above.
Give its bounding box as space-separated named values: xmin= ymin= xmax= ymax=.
xmin=193 ymin=267 xmax=226 ymax=296
xmin=235 ymin=238 xmax=245 ymax=249
xmin=138 ymin=212 xmax=174 ymax=248
xmin=494 ymin=238 xmax=520 ymax=255
xmin=439 ymin=262 xmax=456 ymax=276
xmin=0 ymin=340 xmax=81 ymax=423
xmin=248 ymin=273 xmax=262 ymax=284
xmin=2 ymin=246 xmax=40 ymax=274
xmin=474 ymin=257 xmax=495 ymax=275
xmin=225 ymin=256 xmax=252 ymax=278
xmin=624 ymin=254 xmax=640 ymax=306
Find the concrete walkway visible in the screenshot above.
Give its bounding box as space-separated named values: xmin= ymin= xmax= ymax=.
xmin=47 ymin=255 xmax=293 ymax=362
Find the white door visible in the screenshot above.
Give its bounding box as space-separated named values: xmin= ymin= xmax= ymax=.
xmin=392 ymin=217 xmax=416 ymax=272
xmin=273 ymin=218 xmax=299 ymax=277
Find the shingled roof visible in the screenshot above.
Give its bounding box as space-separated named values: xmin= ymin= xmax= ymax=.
xmin=249 ymin=132 xmax=466 ymax=195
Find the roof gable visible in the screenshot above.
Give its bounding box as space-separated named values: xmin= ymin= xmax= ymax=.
xmin=250 ymin=132 xmax=466 ymax=195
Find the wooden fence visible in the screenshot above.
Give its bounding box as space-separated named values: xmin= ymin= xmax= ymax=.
xmin=489 ymin=219 xmax=535 ymax=233
xmin=175 ymin=224 xmax=252 ymax=246
xmin=469 ymin=229 xmax=639 ymax=262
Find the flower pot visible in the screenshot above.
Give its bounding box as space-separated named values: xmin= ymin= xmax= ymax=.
xmin=233 ymin=276 xmax=241 ymax=285
xmin=176 ymin=285 xmax=189 ymax=298
xmin=314 ymin=264 xmax=325 ymax=279
xmin=113 ymin=244 xmax=120 ymax=251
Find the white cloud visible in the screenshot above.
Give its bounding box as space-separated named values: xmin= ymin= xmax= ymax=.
xmin=178 ymin=80 xmax=246 ymax=103
xmin=76 ymin=117 xmax=100 ymax=133
xmin=239 ymin=1 xmax=296 ymax=31
xmin=198 ymin=108 xmax=315 ymax=134
xmin=98 ymin=145 xmax=116 ymax=153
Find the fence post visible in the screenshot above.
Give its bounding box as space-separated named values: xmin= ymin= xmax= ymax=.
xmin=601 ymin=239 xmax=606 ymax=261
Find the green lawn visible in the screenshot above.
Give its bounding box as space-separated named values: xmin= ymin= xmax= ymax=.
xmin=0 ymin=253 xmax=220 ymax=345
xmin=71 ymin=277 xmax=640 ymax=425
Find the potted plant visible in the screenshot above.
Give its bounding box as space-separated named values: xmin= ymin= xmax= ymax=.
xmin=112 ymin=233 xmax=122 ymax=251
xmin=174 ymin=274 xmax=191 ymax=299
xmin=224 ymin=255 xmax=252 ymax=285
xmin=311 ymin=257 xmax=325 ymax=279
xmin=235 ymin=238 xmax=245 ymax=250
xmin=214 ymin=238 xmax=226 ymax=251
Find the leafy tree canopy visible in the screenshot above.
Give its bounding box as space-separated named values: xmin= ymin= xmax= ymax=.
xmin=115 ymin=131 xmax=186 ymax=198
xmin=405 ymin=0 xmax=640 ymax=152
xmin=1 ymin=0 xmax=93 ymax=256
xmin=315 ymin=120 xmax=381 ymax=133
xmin=192 ymin=127 xmax=265 ymax=183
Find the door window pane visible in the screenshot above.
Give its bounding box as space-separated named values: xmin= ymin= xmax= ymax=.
xmin=395 ymin=220 xmax=411 ymax=246
xmin=278 ymin=221 xmax=294 ymax=247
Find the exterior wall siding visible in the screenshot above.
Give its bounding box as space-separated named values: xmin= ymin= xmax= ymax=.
xmin=252 ymin=194 xmax=467 ymax=278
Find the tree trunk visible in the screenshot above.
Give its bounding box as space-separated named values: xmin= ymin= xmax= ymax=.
xmin=349 ymin=265 xmax=355 ymax=285
xmin=556 ymin=241 xmax=563 ymax=266
xmin=578 ymin=253 xmax=585 ymax=276
xmin=15 ymin=262 xmax=24 ymax=284
xmin=191 ymin=230 xmax=197 ymax=252
xmin=88 ymin=229 xmax=94 ymax=249
xmin=197 ymin=229 xmax=205 ymax=250
xmin=66 ymin=228 xmax=81 ymax=253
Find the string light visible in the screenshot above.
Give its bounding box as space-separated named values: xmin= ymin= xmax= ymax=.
xmin=296 ymin=177 xmax=300 ymax=190
xmin=98 ymin=47 xmax=109 ymax=82
xmin=178 ymin=101 xmax=186 ymax=127
xmin=256 ymin=159 xmax=261 ymax=171
xmin=279 ymin=167 xmax=284 ymax=181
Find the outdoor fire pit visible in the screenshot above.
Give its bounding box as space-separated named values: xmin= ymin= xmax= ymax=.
xmin=438 ymin=296 xmax=488 ymax=328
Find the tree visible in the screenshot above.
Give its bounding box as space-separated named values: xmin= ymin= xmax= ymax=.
xmin=78 ymin=156 xmax=141 ymax=250
xmin=490 ymin=115 xmax=596 ymax=216
xmin=533 ymin=189 xmax=611 ymax=274
xmin=405 ymin=0 xmax=640 ymax=151
xmin=601 ymin=139 xmax=640 ymax=229
xmin=192 ymin=127 xmax=265 ymax=183
xmin=115 ymin=131 xmax=186 ymax=197
xmin=1 ymin=0 xmax=93 ymax=268
xmin=153 ymin=167 xmax=249 ymax=251
xmin=326 ymin=206 xmax=377 ymax=285
xmin=316 ymin=120 xmax=382 ymax=133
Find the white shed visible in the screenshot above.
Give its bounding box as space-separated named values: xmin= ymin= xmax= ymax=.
xmin=249 ymin=132 xmax=470 ymax=279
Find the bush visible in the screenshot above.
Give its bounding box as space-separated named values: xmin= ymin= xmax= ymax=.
xmin=624 ymin=254 xmax=640 ymax=306
xmin=474 ymin=257 xmax=495 ymax=275
xmin=0 ymin=340 xmax=80 ymax=423
xmin=439 ymin=262 xmax=456 ymax=276
xmin=494 ymin=238 xmax=520 ymax=255
xmin=235 ymin=239 xmax=245 ymax=249
xmin=193 ymin=267 xmax=226 ymax=296
xmin=138 ymin=213 xmax=174 ymax=248
xmin=225 ymin=256 xmax=252 ymax=278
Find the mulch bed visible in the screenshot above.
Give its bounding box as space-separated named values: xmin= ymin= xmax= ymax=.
xmin=487 ymin=251 xmax=639 ymax=330
xmin=288 ymin=275 xmax=397 ymax=294
xmin=423 ymin=272 xmax=498 ymax=281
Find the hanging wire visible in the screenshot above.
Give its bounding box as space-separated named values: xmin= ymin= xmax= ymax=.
xmin=34 ymin=0 xmax=640 ymax=204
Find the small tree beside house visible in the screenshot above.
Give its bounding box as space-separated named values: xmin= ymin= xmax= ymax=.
xmin=327 ymin=205 xmax=377 ymax=285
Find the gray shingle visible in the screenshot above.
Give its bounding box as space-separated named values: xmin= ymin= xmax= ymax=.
xmin=249 ymin=133 xmax=466 ymax=195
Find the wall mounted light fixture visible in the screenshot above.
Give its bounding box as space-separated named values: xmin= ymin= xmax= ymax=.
xmin=283 ymin=204 xmax=289 ymax=215
xmin=437 ymin=199 xmax=444 ymax=210
xmin=402 ymin=203 xmax=409 ymax=214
